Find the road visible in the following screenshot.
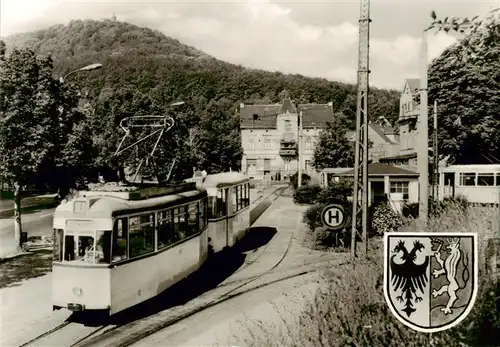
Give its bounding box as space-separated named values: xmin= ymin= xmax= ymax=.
xmin=0 ymin=208 xmax=56 ymax=257
xmin=0 ymin=208 xmax=55 ymax=236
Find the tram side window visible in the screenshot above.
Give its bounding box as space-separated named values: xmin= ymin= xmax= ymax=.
xmin=240 ymin=183 xmax=249 ymax=208
xmin=245 ymin=183 xmax=250 ymax=206
xmin=158 ymin=209 xmax=175 ymax=249
xmin=53 ymin=229 xmax=63 ymax=261
xmin=112 ymin=218 xmax=128 ymax=262
xmin=95 ymin=230 xmax=111 ymax=264
xmin=207 ymin=196 xmax=217 ymax=219
xmin=237 ymin=185 xmax=242 ymax=210
xmin=241 ymin=184 xmax=246 ymax=208
xmin=173 ymin=207 xmax=187 ymax=242
xmin=477 ymin=173 xmax=495 ymax=186
xmin=187 ymin=202 xmax=199 ymax=237
xmin=199 ymin=197 xmax=208 ymax=229
xmin=460 ymin=172 xmax=476 ymax=186
xmin=232 ymin=186 xmax=238 ymax=213
xmin=129 ymin=213 xmax=155 ymax=258
xmin=216 ymin=188 xmax=227 ymax=217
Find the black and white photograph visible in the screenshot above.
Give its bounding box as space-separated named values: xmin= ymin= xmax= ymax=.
xmin=0 ymin=0 xmax=499 ymax=346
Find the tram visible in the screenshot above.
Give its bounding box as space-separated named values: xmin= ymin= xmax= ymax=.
xmin=51 ymin=173 xmax=250 ymax=315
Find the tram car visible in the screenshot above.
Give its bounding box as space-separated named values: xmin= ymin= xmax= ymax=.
xmin=51 ymin=173 xmax=250 ymax=315
xmin=188 ymin=172 xmax=251 ymax=254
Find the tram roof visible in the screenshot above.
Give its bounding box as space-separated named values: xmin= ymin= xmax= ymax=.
xmin=199 ymin=172 xmax=249 ymax=188
xmin=441 ymin=164 xmax=500 ymax=172
xmin=54 ymin=187 xmax=207 ymax=219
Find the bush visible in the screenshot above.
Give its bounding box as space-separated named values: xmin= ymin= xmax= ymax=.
xmin=402 ymin=196 xmax=470 ymax=219
xmin=293 ymin=185 xmax=322 ymax=204
xmin=302 ymin=203 xmax=326 ymax=232
xmin=290 ymin=172 xmax=311 ymax=190
xmin=372 ymin=201 xmax=403 ymax=235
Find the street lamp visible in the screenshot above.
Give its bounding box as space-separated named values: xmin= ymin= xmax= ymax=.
xmin=418 ymin=11 xmax=477 ymax=225
xmin=59 ymin=63 xmax=103 ymax=83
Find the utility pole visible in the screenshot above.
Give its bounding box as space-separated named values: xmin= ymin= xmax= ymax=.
xmin=432 ymin=100 xmax=438 ymax=201
xmin=420 ymin=10 xmax=479 ymax=223
xmin=297 ymin=109 xmax=303 ymax=188
xmin=350 ymin=0 xmax=371 ymax=259
xmin=418 ymin=30 xmax=430 ymax=225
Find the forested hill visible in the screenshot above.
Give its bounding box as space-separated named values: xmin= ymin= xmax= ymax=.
xmin=3 ymin=19 xmax=400 ymax=128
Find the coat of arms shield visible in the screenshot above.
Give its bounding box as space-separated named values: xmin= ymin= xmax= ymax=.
xmin=383 ymin=232 xmax=478 ymax=333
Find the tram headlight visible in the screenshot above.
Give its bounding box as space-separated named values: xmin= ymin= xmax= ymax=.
xmin=72 ymin=287 xmax=83 ymax=297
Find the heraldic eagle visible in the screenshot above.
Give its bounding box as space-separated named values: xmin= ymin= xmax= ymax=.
xmin=390 ymin=240 xmax=430 ymax=317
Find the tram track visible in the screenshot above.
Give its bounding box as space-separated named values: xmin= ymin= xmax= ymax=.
xmin=18 ymin=320 xmax=109 ymax=347
xmin=232 ymin=186 xmax=287 ymax=276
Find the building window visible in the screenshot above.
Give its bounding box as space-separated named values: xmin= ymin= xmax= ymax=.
xmin=305 ymin=137 xmax=311 ymax=149
xmin=496 ymin=173 xmax=500 ymax=186
xmin=248 ymin=139 xmax=255 ymax=149
xmin=264 ymin=158 xmax=271 ymax=170
xmin=247 ymin=159 xmax=257 ymax=171
xmin=284 ymin=120 xmax=292 ymax=132
xmin=264 ymin=138 xmax=271 ymax=149
xmin=305 ymin=160 xmax=311 ymax=172
xmin=390 ymin=181 xmax=409 ymax=200
xmin=284 ymin=160 xmax=291 ymax=171
xmin=459 ymin=172 xmax=476 ymax=186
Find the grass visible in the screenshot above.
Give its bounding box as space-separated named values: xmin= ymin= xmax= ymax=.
xmin=231 ymin=202 xmax=500 ymax=347
xmin=0 ymin=196 xmax=59 ymax=218
xmin=0 ymin=250 xmax=53 ymax=289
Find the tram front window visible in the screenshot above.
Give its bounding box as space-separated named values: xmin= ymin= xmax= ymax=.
xmin=63 ymin=231 xmax=111 ymax=264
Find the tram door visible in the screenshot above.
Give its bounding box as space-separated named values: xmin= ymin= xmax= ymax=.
xmin=444 ymin=172 xmax=455 ymax=198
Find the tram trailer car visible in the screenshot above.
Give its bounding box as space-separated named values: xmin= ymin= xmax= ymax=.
xmin=188 ymin=172 xmax=251 ymax=254
xmin=52 ymin=173 xmax=251 ymax=315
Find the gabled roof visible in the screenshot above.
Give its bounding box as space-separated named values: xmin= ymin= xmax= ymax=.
xmin=338 ymin=163 xmax=419 ymax=177
xmin=240 ymin=104 xmax=281 ymax=129
xmin=405 ymin=78 xmax=420 ymax=95
xmin=299 ymin=103 xmax=334 ymax=128
xmin=370 ymin=123 xmax=397 ymax=144
xmin=345 ymin=124 xmax=397 ymax=144
xmin=279 ymin=96 xmax=297 ymax=114
xmin=239 ymin=93 xmax=334 ymax=129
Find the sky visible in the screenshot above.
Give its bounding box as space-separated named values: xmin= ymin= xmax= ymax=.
xmin=1 ymin=0 xmax=498 ymax=90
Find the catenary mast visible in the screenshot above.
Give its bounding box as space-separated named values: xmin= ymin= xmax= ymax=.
xmin=350 ymin=0 xmax=371 ymax=258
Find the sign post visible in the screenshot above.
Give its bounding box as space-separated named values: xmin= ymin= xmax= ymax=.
xmin=321 ymin=204 xmax=347 ymax=247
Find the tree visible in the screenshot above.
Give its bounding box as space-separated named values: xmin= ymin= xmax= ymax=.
xmin=0 ymin=48 xmax=81 ymax=251
xmin=195 ymin=98 xmax=243 ymax=173
xmin=312 ymin=112 xmax=355 ymax=170
xmin=428 ymin=10 xmax=500 ymax=164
